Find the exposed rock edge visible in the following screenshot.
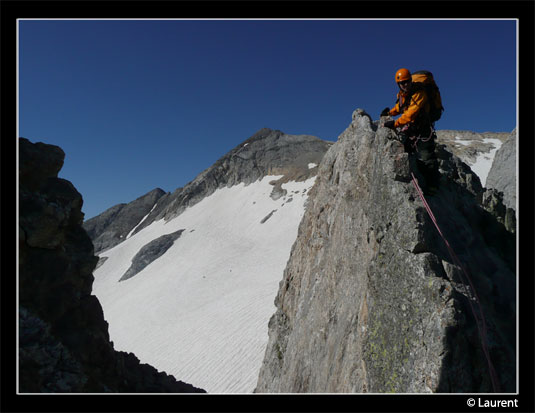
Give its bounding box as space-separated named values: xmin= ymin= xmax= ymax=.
xmin=255 ymin=110 xmax=515 ymax=393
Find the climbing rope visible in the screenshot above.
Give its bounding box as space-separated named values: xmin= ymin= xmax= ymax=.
xmin=399 ymin=124 xmax=435 ymax=151
xmin=410 ymin=172 xmax=501 ymax=392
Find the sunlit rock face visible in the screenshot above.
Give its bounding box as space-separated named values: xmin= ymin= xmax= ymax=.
xmin=255 ymin=110 xmax=515 ymax=393
xmin=485 ymin=128 xmax=516 ymax=211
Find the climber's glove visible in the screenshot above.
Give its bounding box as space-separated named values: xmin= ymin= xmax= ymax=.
xmin=380 ymin=107 xmax=390 ymax=117
xmin=384 ymin=120 xmax=396 ymax=130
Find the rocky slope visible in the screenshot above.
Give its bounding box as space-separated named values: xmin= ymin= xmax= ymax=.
xmin=84 ymin=128 xmax=332 ymax=251
xmin=255 ymin=110 xmax=515 ymax=393
xmin=83 ymin=187 xmax=167 ymax=254
xmin=486 ymin=128 xmax=517 ymax=210
xmin=18 ymin=137 xmax=205 ymax=393
xmin=435 ymin=129 xmax=510 ymax=167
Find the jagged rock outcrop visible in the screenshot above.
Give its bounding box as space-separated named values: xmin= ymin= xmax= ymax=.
xmin=19 ymin=137 xmax=205 ymax=393
xmin=117 ymin=128 xmax=332 ymax=236
xmin=255 ymin=110 xmax=515 ymax=393
xmin=486 ymin=129 xmax=517 ymax=210
xmin=83 ymin=187 xmax=167 ymax=254
xmin=481 ymin=188 xmax=516 ymax=234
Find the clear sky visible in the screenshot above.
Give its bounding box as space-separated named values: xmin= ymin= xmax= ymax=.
xmin=18 ymin=19 xmax=517 ymax=220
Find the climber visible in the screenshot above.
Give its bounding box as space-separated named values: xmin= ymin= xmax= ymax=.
xmin=381 ymin=68 xmax=441 ymax=196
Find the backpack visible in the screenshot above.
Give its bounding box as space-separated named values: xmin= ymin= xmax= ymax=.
xmin=411 ymin=70 xmax=444 ymax=123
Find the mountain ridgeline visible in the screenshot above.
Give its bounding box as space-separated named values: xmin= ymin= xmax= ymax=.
xmin=84 ymin=128 xmax=332 ymax=254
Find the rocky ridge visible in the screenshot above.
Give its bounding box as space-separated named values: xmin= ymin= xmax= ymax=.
xmin=84 ymin=128 xmax=332 ymax=254
xmin=18 ymin=137 xmax=206 ymax=393
xmin=83 ymin=187 xmax=167 ymax=254
xmin=255 ymin=110 xmax=515 ymax=393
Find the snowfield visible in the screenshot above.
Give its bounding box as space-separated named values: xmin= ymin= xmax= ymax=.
xmin=453 ymin=136 xmax=503 ymax=186
xmin=468 ymin=138 xmax=503 ymax=187
xmin=92 ymin=175 xmax=317 ymax=393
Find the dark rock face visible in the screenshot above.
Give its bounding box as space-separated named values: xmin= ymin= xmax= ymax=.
xmin=120 ymin=229 xmax=185 ymax=281
xmin=19 ymin=306 xmax=88 ymax=392
xmin=486 ymin=129 xmax=517 ymax=211
xmin=19 ymin=137 xmax=206 ymax=393
xmin=255 ymin=110 xmax=515 ymax=393
xmin=83 ymin=187 xmax=166 ymax=254
xmin=481 ymin=188 xmax=516 ymax=234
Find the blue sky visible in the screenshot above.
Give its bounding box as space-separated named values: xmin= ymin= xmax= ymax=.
xmin=18 ymin=19 xmax=517 ymax=220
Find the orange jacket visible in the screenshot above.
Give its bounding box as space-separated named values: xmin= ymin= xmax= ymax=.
xmin=388 ymin=86 xmax=430 ymax=128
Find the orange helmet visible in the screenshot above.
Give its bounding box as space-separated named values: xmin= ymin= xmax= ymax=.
xmin=395 ymin=68 xmax=411 ymax=83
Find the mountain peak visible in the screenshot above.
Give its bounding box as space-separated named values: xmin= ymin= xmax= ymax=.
xmin=112 ymin=129 xmax=331 ymax=236
xmin=83 ymin=129 xmax=331 ymax=253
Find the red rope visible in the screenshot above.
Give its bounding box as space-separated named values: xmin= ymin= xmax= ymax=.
xmin=410 ymin=172 xmax=501 ymax=392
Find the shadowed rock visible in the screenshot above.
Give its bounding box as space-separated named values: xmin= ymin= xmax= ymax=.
xmin=120 ymin=229 xmax=185 ymax=281
xmin=19 ymin=137 xmax=206 ymax=393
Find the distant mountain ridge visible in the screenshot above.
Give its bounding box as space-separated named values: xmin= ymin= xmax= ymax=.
xmin=84 ymin=128 xmax=331 ymax=254
xmin=83 ymin=188 xmax=167 ymax=253
xmin=87 ymin=128 xmax=515 ymax=255
xmin=436 ymin=129 xmax=511 ymax=166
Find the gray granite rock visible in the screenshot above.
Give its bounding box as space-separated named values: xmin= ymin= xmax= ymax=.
xmin=486 ymin=129 xmax=517 ymax=210
xmin=255 ymin=110 xmax=515 ymax=393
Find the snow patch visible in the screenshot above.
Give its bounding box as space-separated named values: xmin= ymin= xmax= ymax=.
xmin=93 ymin=175 xmax=316 ymax=393
xmin=308 ymin=163 xmax=318 ymax=169
xmin=126 ymin=202 xmax=158 ymax=239
xmin=469 ymin=138 xmax=503 ymax=187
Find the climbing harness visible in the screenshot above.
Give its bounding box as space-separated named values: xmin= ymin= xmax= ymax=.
xmin=410 ymin=172 xmax=501 ymax=392
xmin=399 ymin=124 xmax=435 ymax=152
